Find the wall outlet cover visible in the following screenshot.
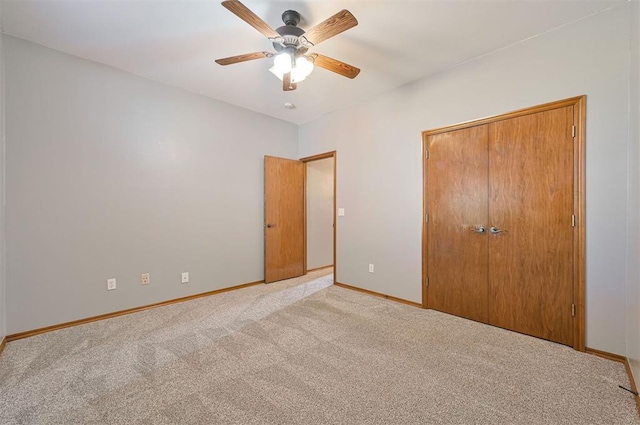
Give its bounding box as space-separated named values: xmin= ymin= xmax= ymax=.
xmin=181 ymin=272 xmax=189 ymax=284
xmin=141 ymin=273 xmax=150 ymax=285
xmin=107 ymin=278 xmax=117 ymax=291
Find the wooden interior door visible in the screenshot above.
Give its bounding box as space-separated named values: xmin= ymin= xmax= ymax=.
xmin=426 ymin=126 xmax=490 ymax=323
xmin=264 ymin=156 xmax=305 ymax=283
xmin=487 ymin=106 xmax=575 ymax=345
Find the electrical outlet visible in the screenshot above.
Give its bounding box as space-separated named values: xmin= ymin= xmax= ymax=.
xmin=181 ymin=272 xmax=189 ymax=284
xmin=141 ymin=273 xmax=150 ymax=285
xmin=107 ymin=278 xmax=117 ymax=291
xmin=369 ymin=264 xmax=374 ymax=273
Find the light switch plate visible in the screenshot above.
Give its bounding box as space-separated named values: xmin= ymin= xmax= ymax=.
xmin=338 ymin=208 xmax=345 ymax=216
xmin=181 ymin=272 xmax=189 ymax=284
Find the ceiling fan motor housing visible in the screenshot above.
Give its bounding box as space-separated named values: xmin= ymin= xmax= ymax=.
xmin=273 ymin=10 xmax=308 ymax=54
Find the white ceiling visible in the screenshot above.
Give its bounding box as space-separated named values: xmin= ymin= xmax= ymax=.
xmin=0 ymin=0 xmax=625 ymax=124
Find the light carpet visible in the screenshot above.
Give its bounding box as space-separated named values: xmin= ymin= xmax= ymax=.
xmin=0 ymin=269 xmax=638 ymax=424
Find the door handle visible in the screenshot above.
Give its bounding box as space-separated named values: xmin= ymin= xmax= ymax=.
xmin=490 ymin=226 xmax=505 ymax=234
xmin=470 ymin=226 xmax=486 ymax=234
xmin=265 ymin=223 xmax=276 ymax=228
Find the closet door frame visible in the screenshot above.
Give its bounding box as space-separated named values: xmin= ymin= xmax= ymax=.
xmin=421 ymin=95 xmax=586 ymax=351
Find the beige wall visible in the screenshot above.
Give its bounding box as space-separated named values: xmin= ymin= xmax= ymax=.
xmin=306 ymin=157 xmax=334 ymax=270
xmin=4 ymin=36 xmax=298 ymax=334
xmin=300 ymin=5 xmax=631 ymax=355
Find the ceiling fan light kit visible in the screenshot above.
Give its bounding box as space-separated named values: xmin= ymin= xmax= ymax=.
xmin=270 ymin=55 xmax=314 ymax=83
xmin=216 ymin=0 xmax=360 ymax=92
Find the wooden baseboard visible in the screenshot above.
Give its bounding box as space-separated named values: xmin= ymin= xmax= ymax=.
xmin=0 ymin=336 xmax=6 ymax=357
xmin=6 ymin=279 xmax=264 ymax=342
xmin=586 ymin=347 xmax=640 ymax=415
xmin=307 ymin=265 xmax=334 ymax=273
xmin=628 ymin=360 xmax=640 ymax=415
xmin=334 ymin=281 xmax=422 ymax=308
xmin=586 ymin=347 xmax=627 ymax=363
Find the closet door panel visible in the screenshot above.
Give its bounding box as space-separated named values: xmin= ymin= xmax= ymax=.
xmin=426 ymin=126 xmax=489 ymax=323
xmin=488 ymin=106 xmax=574 ymax=345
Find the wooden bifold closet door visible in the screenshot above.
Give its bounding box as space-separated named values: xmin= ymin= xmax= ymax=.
xmin=424 ymin=98 xmax=585 ymax=348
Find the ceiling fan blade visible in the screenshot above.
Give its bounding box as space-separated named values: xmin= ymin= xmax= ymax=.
xmin=311 ymin=54 xmax=360 ymax=79
xmin=215 ymin=51 xmax=272 ymax=66
xmin=222 ymin=0 xmax=282 ymax=41
xmin=300 ymin=10 xmax=358 ymax=47
xmin=283 ymin=72 xmax=297 ymax=91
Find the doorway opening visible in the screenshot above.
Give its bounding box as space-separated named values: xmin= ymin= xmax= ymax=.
xmin=301 ymin=152 xmax=336 ymax=283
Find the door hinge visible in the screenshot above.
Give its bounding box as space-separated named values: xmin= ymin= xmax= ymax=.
xmin=572 ymin=303 xmax=576 ymax=317
xmin=571 ymin=214 xmax=576 ymax=227
xmin=425 ymin=213 xmax=429 ymax=223
xmin=425 ymin=150 xmax=430 ymax=159
xmin=426 ymin=277 xmax=429 ymax=287
xmin=572 ymin=125 xmax=576 ymax=138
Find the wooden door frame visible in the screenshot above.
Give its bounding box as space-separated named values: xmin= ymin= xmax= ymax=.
xmin=300 ymin=151 xmax=337 ymax=284
xmin=421 ymin=96 xmax=586 ymax=351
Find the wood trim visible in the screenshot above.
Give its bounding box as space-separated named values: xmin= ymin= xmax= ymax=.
xmin=422 ymin=133 xmax=428 ymax=309
xmin=0 ymin=336 xmax=6 ymax=357
xmin=6 ymin=279 xmax=264 ymax=342
xmin=630 ymin=362 xmax=640 ymax=415
xmin=301 ymin=151 xmax=337 ymax=285
xmin=300 ymin=151 xmax=336 ymax=162
xmin=303 ymin=160 xmax=308 ymax=274
xmin=422 ymin=95 xmax=587 ymax=351
xmin=333 ymin=152 xmax=337 ymax=284
xmin=422 ymin=96 xmax=586 ymax=136
xmin=307 ymin=265 xmax=334 ymax=273
xmin=263 ymin=156 xmax=268 ymax=282
xmin=586 ymin=347 xmax=627 ymax=363
xmin=573 ymin=95 xmax=587 ymax=352
xmin=335 ymin=281 xmax=422 ymax=308
xmin=586 ymin=348 xmax=640 ymax=415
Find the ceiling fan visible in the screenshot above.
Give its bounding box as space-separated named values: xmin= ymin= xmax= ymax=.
xmin=215 ymin=0 xmax=360 ymax=91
